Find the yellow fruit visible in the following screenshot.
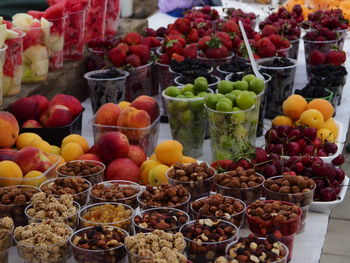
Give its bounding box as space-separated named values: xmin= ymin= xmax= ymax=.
xmin=317 ymin=128 xmax=335 ymax=143
xmin=61 ymin=142 xmax=84 ymax=162
xmin=61 ymin=134 xmax=89 ymax=153
xmin=282 ymin=94 xmax=308 ymax=120
xmin=323 ymin=118 xmax=338 ymax=139
xmin=16 ymin=133 xmax=42 ymax=149
xmin=30 ymin=139 xmax=52 ymax=153
xmin=51 ymin=145 xmax=61 ymax=155
xmin=148 ymin=164 xmax=170 ymax=186
xmin=0 ymin=160 xmax=23 ymax=186
xmin=118 ymin=101 xmax=131 ymax=109
xmin=155 ymin=140 xmax=183 ymax=166
xmin=149 ymin=154 xmax=158 ymax=160
xmin=23 ymin=170 xmax=45 ymax=187
xmin=272 ymin=116 xmax=293 ymax=127
xmin=299 ymin=109 xmax=324 ymax=129
xmin=307 ymin=99 xmax=334 ymax=121
xmin=181 ymin=156 xmax=197 ymax=163
xmin=140 ymin=159 xmax=162 ymax=185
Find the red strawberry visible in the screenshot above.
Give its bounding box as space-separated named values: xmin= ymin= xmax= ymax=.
xmin=216 ymin=32 xmax=232 ymax=50
xmin=187 ymin=28 xmax=199 ymax=43
xmin=141 ymin=36 xmax=152 ymax=48
xmin=183 ymin=44 xmax=197 ymax=59
xmin=174 ymin=18 xmax=191 ymax=34
xmin=123 ymin=32 xmax=142 ymax=45
xmin=116 ymin=43 xmax=129 ymax=54
xmin=165 ymin=40 xmax=183 ymax=57
xmin=262 ymin=25 xmax=279 ymax=37
xmin=108 ymin=47 xmax=126 ymax=67
xmin=211 ymin=160 xmax=234 ymax=171
xmin=222 ymin=20 xmax=239 ymax=34
xmin=326 ymin=50 xmax=346 ymax=66
xmin=198 ymin=35 xmax=211 ymax=50
xmin=126 ymin=54 xmax=141 ymax=67
xmin=159 ymin=53 xmax=170 ymax=64
xmin=172 ymin=53 xmax=185 ymax=62
xmin=150 ymin=37 xmax=161 ymax=47
xmin=232 ymin=35 xmax=242 ymax=49
xmin=129 ymin=44 xmax=150 ymax=65
xmin=256 ymin=37 xmax=276 ymax=58
xmin=144 ymin=28 xmax=156 ymax=37
xmin=269 ymin=34 xmax=284 ymax=49
xmin=309 ymin=50 xmax=326 ymax=66
xmin=204 ymin=37 xmax=229 ymax=58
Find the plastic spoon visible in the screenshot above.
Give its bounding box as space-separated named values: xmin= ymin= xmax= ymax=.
xmin=238 ymin=20 xmax=265 ymax=81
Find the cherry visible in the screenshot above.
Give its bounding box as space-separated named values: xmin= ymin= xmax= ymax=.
xmin=276 ymin=125 xmax=291 ymax=137
xmin=317 ymin=149 xmax=327 ymax=157
xmin=292 ymin=5 xmax=302 ymax=16
xmin=286 ymin=156 xmax=301 ymax=167
xmin=312 ymin=138 xmax=322 ymax=149
xmin=303 ymin=127 xmax=317 ymax=140
xmin=332 ymin=181 xmax=341 ymax=195
xmin=301 ymin=155 xmax=313 ymax=167
xmin=255 ymin=148 xmax=268 ymax=163
xmin=237 ymin=159 xmax=251 ymax=170
xmin=265 ymin=129 xmax=280 ymax=144
xmin=303 ymin=145 xmax=315 ymax=155
xmin=286 ymin=142 xmax=301 ymax=156
xmin=269 ymin=153 xmax=281 ymax=161
xmin=326 ymin=163 xmax=336 ymax=182
xmin=335 ymin=168 xmax=345 ymax=183
xmin=314 ymin=179 xmax=326 ymax=192
xmin=320 ymin=187 xmax=337 ymax=201
xmin=287 ymin=129 xmax=301 ymax=141
xmin=311 ymin=162 xmax=329 ymax=177
xmin=293 ymin=162 xmax=304 ymax=172
xmin=273 ymin=160 xmax=284 ymax=174
xmin=332 ymin=154 xmax=345 ymax=166
xmin=273 ymin=144 xmax=284 ymax=155
xmin=296 ymin=138 xmax=307 ymax=150
xmin=263 ymin=164 xmax=278 ymax=178
xmin=323 ymin=142 xmax=338 ymax=154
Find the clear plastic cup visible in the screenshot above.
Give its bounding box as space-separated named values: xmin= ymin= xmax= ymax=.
xmin=304 ymin=88 xmax=333 ymax=103
xmin=85 ymin=0 xmax=108 ymax=42
xmin=39 ymin=177 xmax=92 ymax=206
xmin=198 ymin=53 xmax=235 ymax=77
xmin=288 ymin=38 xmax=300 ymax=60
xmin=105 ymin=0 xmax=121 ymax=36
xmin=256 ymin=57 xmax=297 ymax=119
xmin=125 ymin=61 xmax=153 ymax=101
xmin=64 ymin=10 xmax=86 ymax=60
xmin=84 ymin=68 xmax=129 ymax=113
xmin=47 ymin=16 xmax=67 ymax=70
xmin=25 ymin=201 xmax=81 ymax=230
xmin=174 ymin=75 xmax=220 ymax=91
xmin=132 ymin=207 xmax=190 ymax=233
xmin=0 ymin=249 xmax=9 ymax=263
xmin=0 ymin=45 xmax=8 ymax=105
xmin=206 ymin=104 xmax=255 ymax=161
xmin=0 ymin=222 xmax=14 ymax=251
xmin=335 ymin=29 xmax=347 ymax=50
xmin=89 ymin=180 xmax=141 ymax=209
xmin=162 ymin=88 xmax=210 ymax=157
xmin=21 ymin=22 xmax=52 ymax=83
xmin=3 ymin=32 xmax=24 ymax=96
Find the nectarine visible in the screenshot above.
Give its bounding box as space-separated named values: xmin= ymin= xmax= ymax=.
xmin=131 ymin=96 xmax=160 ymax=122
xmin=49 ymin=94 xmax=82 ymax=118
xmin=0 ymin=111 xmax=20 ymax=148
xmin=10 ymin=97 xmax=40 ymax=123
xmin=78 ymin=153 xmax=103 ymax=163
xmin=127 ymin=145 xmax=147 ymax=166
xmin=13 ymin=146 xmax=52 ymax=174
xmin=117 ymin=107 xmax=151 ymax=140
xmin=95 ymin=103 xmax=121 ymax=126
xmin=40 ymin=105 xmax=73 ymax=127
xmin=96 ymin=132 xmax=130 ymax=163
xmin=31 ymin=95 xmax=49 ymax=116
xmin=106 ymin=158 xmax=140 ymax=182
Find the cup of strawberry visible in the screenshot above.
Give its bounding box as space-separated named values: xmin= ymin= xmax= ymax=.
xmin=85 ymin=0 xmax=108 ymax=42
xmin=105 ymin=0 xmax=121 ymax=37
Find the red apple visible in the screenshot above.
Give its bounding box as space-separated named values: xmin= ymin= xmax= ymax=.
xmin=78 ymin=153 xmax=103 ymax=162
xmin=127 ymin=145 xmax=147 ymax=166
xmin=40 ymin=105 xmax=73 ymax=127
xmin=96 ymin=132 xmax=129 ymax=163
xmin=22 ymin=120 xmax=42 ymax=128
xmin=31 ymin=95 xmax=49 ymax=116
xmin=10 ymin=97 xmax=40 ymax=123
xmin=49 ymin=94 xmax=82 ymax=118
xmin=106 ymin=158 xmax=140 ymax=182
xmin=12 ymin=146 xmax=52 ymax=174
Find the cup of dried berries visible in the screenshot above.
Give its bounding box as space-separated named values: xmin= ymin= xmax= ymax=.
xmin=70 ymin=225 xmax=129 ymax=263
xmin=89 ymin=180 xmax=141 ymax=209
xmin=190 ymin=194 xmax=246 ymax=228
xmin=214 ymin=167 xmax=265 ymax=205
xmin=132 ymin=207 xmax=190 ymax=234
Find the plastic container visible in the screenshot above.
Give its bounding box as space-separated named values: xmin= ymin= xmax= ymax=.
xmin=47 ymin=16 xmax=66 ymax=70
xmin=180 ymin=220 xmax=239 ymax=263
xmin=288 ymin=38 xmax=300 ymax=60
xmin=89 ymin=180 xmax=141 ymax=209
xmin=85 ymin=0 xmax=108 ymax=42
xmin=132 ymin=207 xmax=190 ymax=233
xmin=39 ymin=178 xmax=92 ymax=206
xmin=166 ymin=162 xmax=215 ymax=201
xmin=64 ymin=10 xmax=86 ymax=60
xmin=126 ymin=246 xmax=184 ymax=263
xmin=21 ymin=108 xmax=84 ymax=146
xmin=174 ymin=75 xmax=220 ymax=91
xmin=256 ymin=57 xmax=297 ymax=119
xmin=304 ymin=88 xmax=333 ymax=102
xmin=105 ymin=0 xmax=121 ymax=36
xmin=0 ymin=45 xmax=8 ymax=105
xmin=84 ymin=69 xmax=129 ymax=113
xmin=79 ymin=202 xmax=135 ymax=233
xmin=198 ymin=53 xmax=235 ymax=77
xmin=21 ymin=22 xmax=52 ymax=83
xmin=206 ymin=104 xmax=255 ymax=161
xmin=190 ymin=196 xmax=246 ymax=228
xmin=335 ymin=29 xmax=347 ymax=50
xmin=56 ymin=160 xmax=105 ymax=186
xmin=70 ymin=226 xmax=128 ymax=263
xmin=0 ymin=148 xmax=17 ymax=161
xmin=162 ymin=89 xmax=209 ymax=157
xmin=0 ymin=222 xmax=14 ymax=252
xmin=125 ymin=61 xmax=153 ymax=101
xmin=25 ymin=201 xmax=81 ymax=230
xmin=0 ymin=249 xmax=9 ymax=263
xmin=92 ymin=115 xmax=160 ymax=156
xmin=3 ymin=32 xmax=24 ymax=96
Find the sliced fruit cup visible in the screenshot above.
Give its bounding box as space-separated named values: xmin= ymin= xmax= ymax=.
xmin=205 ymin=104 xmax=255 ymax=161
xmin=180 ymin=220 xmax=239 ymax=263
xmin=56 ymin=160 xmax=105 ymax=186
xmin=70 ymin=226 xmax=128 ymax=263
xmin=304 ymin=88 xmax=333 ymax=103
xmin=214 ymin=173 xmax=265 ymax=205
xmin=0 ymin=185 xmax=40 ymax=227
xmin=3 ymin=31 xmax=25 ymax=96
xmin=47 ymin=16 xmax=67 ymax=71
xmin=64 ymin=9 xmax=86 ymax=60
xmin=105 ymin=0 xmax=121 ymax=36
xmin=84 ymin=68 xmax=129 ymax=114
xmin=174 ymin=75 xmax=220 ymax=91
xmin=190 ymin=196 xmax=246 ymax=229
xmin=132 ymin=207 xmax=190 ymax=234
xmin=288 ymin=38 xmax=300 ymax=60
xmin=39 ymin=178 xmax=92 ymax=206
xmin=14 ymin=223 xmax=73 ymax=263
xmin=162 ymin=89 xmax=211 ymax=157
xmin=0 ymin=44 xmax=8 ymax=105
xmin=78 ymin=202 xmax=135 ymax=234
xmin=25 ymin=201 xmax=81 ymax=230
xmin=125 ymin=61 xmax=154 ymax=101
xmin=21 ymin=22 xmax=52 ymax=83
xmin=91 ymin=115 xmax=160 ymax=156
xmin=89 ymin=180 xmax=141 ymax=209
xmin=256 ymin=57 xmax=297 ymax=119
xmin=84 ymin=0 xmax=108 ymax=42
xmin=198 ymin=52 xmax=235 ymax=77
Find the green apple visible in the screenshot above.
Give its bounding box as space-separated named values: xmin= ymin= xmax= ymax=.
xmin=217 ymin=80 xmax=233 ymax=94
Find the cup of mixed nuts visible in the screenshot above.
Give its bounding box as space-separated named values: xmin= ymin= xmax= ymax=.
xmin=0 ymin=217 xmax=14 ymax=263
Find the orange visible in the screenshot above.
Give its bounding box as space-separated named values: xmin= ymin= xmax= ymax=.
xmin=299 ymin=109 xmax=324 ymax=129
xmin=140 ymin=159 xmax=162 ymax=185
xmin=282 ymin=95 xmax=308 ymax=120
xmin=61 ymin=134 xmax=89 ymax=153
xmin=0 ymin=160 xmax=23 ymax=186
xmin=181 ymin=156 xmax=197 ymax=163
xmin=16 ymin=133 xmax=42 ymax=149
xmin=323 ymin=118 xmax=338 ymax=139
xmin=317 ymin=128 xmax=335 ymax=143
xmin=272 ymin=116 xmax=293 ymax=127
xmin=307 ymin=99 xmax=334 ymax=121
xmin=23 ymin=170 xmax=45 ymax=187
xmin=155 ymin=140 xmax=183 ymax=166
xmin=61 ymin=142 xmax=84 ymax=162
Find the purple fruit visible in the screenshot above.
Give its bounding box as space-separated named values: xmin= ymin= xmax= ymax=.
xmin=273 ymin=144 xmax=284 ymax=155
xmin=263 ymin=164 xmax=278 ymax=178
xmin=314 ymin=179 xmax=326 ymax=192
xmin=320 ymin=187 xmax=337 ymax=201
xmin=286 ymin=156 xmax=301 ymax=167
xmin=332 ymin=181 xmax=341 ymax=195
xmin=273 ymin=160 xmax=284 ymax=174
xmin=287 ymin=142 xmax=301 ymax=156
xmin=288 ymin=129 xmax=301 ymax=141
xmin=296 ymin=138 xmax=307 ymax=150
xmin=335 ymin=168 xmax=345 ymax=183
xmin=326 ymin=163 xmax=336 ymax=182
xmin=265 ymin=129 xmax=280 ymax=144
xmin=317 ymin=149 xmax=327 ymax=157
xmin=276 ymin=125 xmax=291 ymax=137
xmin=255 ymin=148 xmax=268 ymax=163
xmin=323 ymin=141 xmax=338 ymax=154
xmin=332 ymin=154 xmax=345 ymax=166
xmin=311 ymin=162 xmax=329 ymax=177
xmin=269 ymin=153 xmax=281 ymax=161
xmin=301 ymin=156 xmax=313 ymax=167
xmin=303 ymin=127 xmax=317 ymax=140
xmin=294 ymin=161 xmax=304 ymax=172
xmin=303 ymin=145 xmax=315 ymax=155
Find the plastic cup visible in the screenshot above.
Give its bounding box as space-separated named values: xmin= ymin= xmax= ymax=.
xmin=335 ymin=29 xmax=347 ymax=50
xmin=180 ymin=220 xmax=239 ymax=263
xmin=105 ymin=0 xmax=121 ymax=36
xmin=89 ymin=180 xmax=141 ymax=209
xmin=0 ymin=45 xmax=8 ymax=105
xmin=78 ymin=202 xmax=135 ymax=233
xmin=256 ymin=57 xmax=297 ymax=119
xmin=125 ymin=61 xmax=153 ymax=101
xmin=85 ymin=0 xmax=108 ymax=42
xmin=132 ymin=207 xmax=190 ymax=233
xmin=39 ymin=178 xmax=92 ymax=206
xmin=304 ymin=88 xmax=333 ymax=103
xmin=64 ymin=10 xmax=86 ymax=61
xmin=0 ymin=222 xmax=14 ymax=251
xmin=288 ymin=38 xmax=300 ymax=60
xmin=84 ymin=68 xmax=129 ymax=113
xmin=198 ymin=53 xmax=235 ymax=77
xmin=174 ymin=75 xmax=220 ymax=91
xmin=25 ymin=201 xmax=81 ymax=230
xmin=0 ymin=249 xmax=9 ymax=263
xmin=47 ymin=16 xmax=66 ymax=70
xmin=3 ymin=32 xmax=24 ymax=96
xmin=91 ymin=115 xmax=160 ymax=156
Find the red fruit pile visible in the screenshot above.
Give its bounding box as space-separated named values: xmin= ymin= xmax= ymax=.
xmin=303 ymin=9 xmax=349 ymax=31
xmin=198 ymin=33 xmax=232 ymax=59
xmin=304 ymin=28 xmax=338 ymax=41
xmin=309 ymin=49 xmax=346 ymax=66
xmin=265 ymin=125 xmax=338 ymax=157
xmin=143 ymin=27 xmax=166 ymax=38
xmin=225 ymin=8 xmax=257 ymax=27
xmin=184 ymin=5 xmax=219 ymax=21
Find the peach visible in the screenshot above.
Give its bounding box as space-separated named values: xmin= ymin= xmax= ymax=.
xmin=0 ymin=111 xmax=20 ymax=148
xmin=127 ymin=145 xmax=147 ymax=166
xmin=0 ymin=160 xmax=23 ymax=186
xmin=23 ymin=170 xmax=45 ymax=187
xmin=10 ymin=97 xmax=40 ymax=123
xmin=155 ymin=140 xmax=183 ymax=166
xmin=22 ymin=120 xmax=42 ymax=128
xmin=117 ymin=107 xmax=151 ymax=140
xmin=61 ymin=142 xmax=84 ymax=162
xmin=51 ymin=145 xmax=61 ymax=155
xmin=95 ymin=103 xmax=121 ymax=126
xmin=40 ymin=105 xmax=73 ymax=127
xmin=31 ymin=95 xmax=49 ymax=116
xmin=12 ymin=146 xmax=52 ymax=174
xmin=49 ymin=94 xmax=82 ymax=118
xmin=148 ymin=164 xmax=169 ymax=186
xmin=131 ymin=96 xmax=160 ymax=122
xmin=61 ymin=134 xmax=89 ymax=153
xmin=16 ymin=132 xmax=42 ymax=149
xmin=118 ymin=101 xmax=130 ymax=109
xmin=96 ymin=132 xmax=129 ymax=163
xmin=30 ymin=139 xmax=52 ymax=153
xmin=78 ymin=153 xmax=103 ymax=163
xmin=140 ymin=159 xmax=162 ymax=185
xmin=106 ymin=158 xmax=140 ymax=182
